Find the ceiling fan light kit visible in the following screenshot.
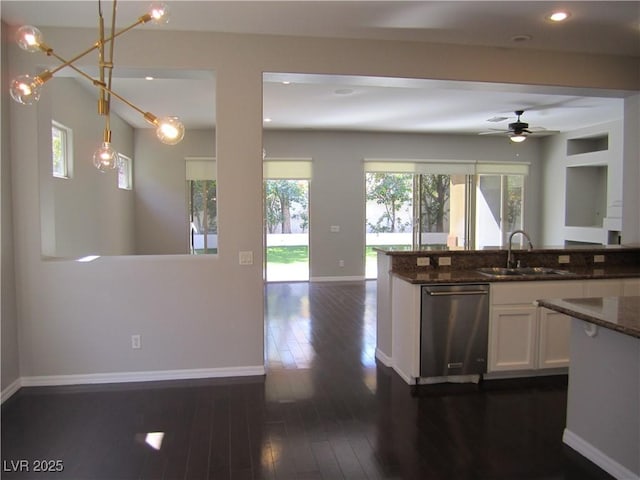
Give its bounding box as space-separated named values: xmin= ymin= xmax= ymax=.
xmin=9 ymin=1 xmax=185 ymax=172
xmin=479 ymin=109 xmax=559 ymax=143
xmin=509 ymin=132 xmax=528 ymax=143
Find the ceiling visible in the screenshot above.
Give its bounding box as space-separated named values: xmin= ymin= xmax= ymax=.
xmin=2 ymin=1 xmax=638 ymax=136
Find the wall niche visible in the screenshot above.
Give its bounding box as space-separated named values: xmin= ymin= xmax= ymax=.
xmin=566 ymin=134 xmax=608 ymax=156
xmin=565 ymin=165 xmax=608 ymax=227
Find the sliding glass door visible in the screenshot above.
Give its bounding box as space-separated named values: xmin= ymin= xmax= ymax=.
xmin=365 ymin=161 xmax=528 ymax=278
xmin=475 ymin=174 xmax=524 ymax=249
xmin=415 ymin=173 xmax=469 ymax=250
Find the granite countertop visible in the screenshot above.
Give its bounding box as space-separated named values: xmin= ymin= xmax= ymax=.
xmin=392 ymin=265 xmax=640 ymax=284
xmin=536 ymin=296 xmax=640 ymax=339
xmin=375 ymin=244 xmax=640 ymax=255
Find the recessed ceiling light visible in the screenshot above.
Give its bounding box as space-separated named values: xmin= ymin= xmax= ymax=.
xmin=334 ymin=88 xmax=354 ymax=95
xmin=264 ymin=117 xmax=272 ymax=123
xmin=145 ymin=76 xmax=154 ymax=81
xmin=548 ymin=11 xmax=570 ymax=22
xmin=282 ymin=81 xmax=291 ymax=85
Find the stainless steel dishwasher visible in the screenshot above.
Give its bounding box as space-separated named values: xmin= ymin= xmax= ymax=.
xmin=420 ymin=284 xmax=489 ymax=378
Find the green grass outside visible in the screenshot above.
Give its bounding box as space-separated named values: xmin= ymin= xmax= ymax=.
xmin=265 ymin=245 xmax=410 ymax=264
xmin=266 ymin=246 xmax=309 ymax=264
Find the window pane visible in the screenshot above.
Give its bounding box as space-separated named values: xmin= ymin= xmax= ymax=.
xmin=505 ymin=175 xmax=523 ymax=234
xmin=264 ymin=179 xmax=309 ymax=282
xmin=118 ymin=154 xmax=132 ymax=190
xmin=417 ymin=174 xmax=467 ymax=249
xmin=51 ymin=123 xmax=68 ymax=178
xmin=365 ymin=173 xmax=413 ymax=278
xmin=475 ymin=174 xmax=525 ymax=249
xmin=189 ymin=180 xmax=217 ymax=254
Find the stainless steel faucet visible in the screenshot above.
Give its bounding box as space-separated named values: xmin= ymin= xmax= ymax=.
xmin=507 ymin=230 xmax=533 ymax=268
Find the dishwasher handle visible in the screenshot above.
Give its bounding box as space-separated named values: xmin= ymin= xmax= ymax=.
xmin=425 ymin=289 xmax=488 ymax=297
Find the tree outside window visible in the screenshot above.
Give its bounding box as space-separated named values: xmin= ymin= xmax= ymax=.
xmin=264 ymin=180 xmax=308 ymax=234
xmin=52 ymin=121 xmax=72 ymax=178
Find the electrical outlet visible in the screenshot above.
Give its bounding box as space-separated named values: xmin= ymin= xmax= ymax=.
xmin=594 ymin=254 xmax=605 ymax=263
xmin=131 ymin=334 xmax=141 ymax=350
xmin=338 ymin=259 xmax=345 ymax=267
xmin=439 ymin=256 xmax=452 ymax=266
xmin=330 ymin=225 xmax=340 ymax=233
xmin=417 ymin=257 xmax=430 ymax=266
xmin=558 ymin=255 xmax=571 ymax=264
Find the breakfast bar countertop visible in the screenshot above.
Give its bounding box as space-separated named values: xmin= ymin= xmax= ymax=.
xmin=536 ymin=296 xmax=640 ymax=339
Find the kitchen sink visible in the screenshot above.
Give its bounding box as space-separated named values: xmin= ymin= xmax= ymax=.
xmin=476 ymin=267 xmax=574 ymax=278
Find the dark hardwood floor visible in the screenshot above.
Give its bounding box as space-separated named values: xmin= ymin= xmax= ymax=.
xmin=2 ymin=281 xmax=614 ymax=479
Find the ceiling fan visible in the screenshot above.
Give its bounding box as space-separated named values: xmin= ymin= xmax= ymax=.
xmin=480 ymin=110 xmax=559 ymax=143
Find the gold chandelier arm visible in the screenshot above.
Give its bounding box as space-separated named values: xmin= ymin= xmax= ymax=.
xmin=37 ymin=49 xmax=153 ymax=125
xmin=37 ymin=13 xmax=152 ymax=78
xmin=107 ymin=0 xmax=117 ymax=93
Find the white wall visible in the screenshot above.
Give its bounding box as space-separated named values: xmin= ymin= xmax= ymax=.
xmin=3 ymin=23 xmax=638 ymax=384
xmin=541 ymin=120 xmax=624 ymax=246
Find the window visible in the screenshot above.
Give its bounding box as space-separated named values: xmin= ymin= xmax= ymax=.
xmin=51 ymin=121 xmax=72 ymax=178
xmin=187 ymin=158 xmax=217 ymax=254
xmin=364 ymin=160 xmax=528 ymax=277
xmin=475 ymin=174 xmax=524 ymax=249
xmin=117 ymin=154 xmax=133 ymax=190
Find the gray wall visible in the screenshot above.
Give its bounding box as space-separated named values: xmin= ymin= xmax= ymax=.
xmin=1 ymin=20 xmax=20 ymax=395
xmin=45 ymin=79 xmax=135 ymax=257
xmin=264 ymin=129 xmax=542 ymax=279
xmin=2 ymin=23 xmax=637 ymax=387
xmin=134 ymin=128 xmax=215 ymax=255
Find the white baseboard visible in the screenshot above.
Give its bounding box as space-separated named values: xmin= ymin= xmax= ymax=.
xmin=375 ymin=348 xmax=393 ymax=367
xmin=18 ymin=365 xmax=266 ymax=389
xmin=309 ymin=275 xmax=365 ymax=282
xmin=1 ymin=378 xmax=22 ymax=404
xmin=563 ymin=428 xmax=639 ymax=480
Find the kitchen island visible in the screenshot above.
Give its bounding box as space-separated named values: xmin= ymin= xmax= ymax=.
xmin=536 ymin=296 xmax=640 ymax=480
xmin=376 ymin=246 xmax=640 ymax=384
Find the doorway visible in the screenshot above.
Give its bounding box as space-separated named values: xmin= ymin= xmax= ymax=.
xmin=264 ymin=179 xmax=310 ymax=281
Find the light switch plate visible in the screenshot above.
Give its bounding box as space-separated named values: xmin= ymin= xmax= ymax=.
xmin=239 ymin=251 xmax=253 ymax=265
xmin=330 ymin=225 xmax=340 ymax=233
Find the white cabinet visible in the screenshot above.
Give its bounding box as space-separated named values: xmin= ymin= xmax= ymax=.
xmin=489 ymin=305 xmax=537 ymax=371
xmin=537 ymin=308 xmax=571 ymax=368
xmin=489 ymin=281 xmax=583 ymax=374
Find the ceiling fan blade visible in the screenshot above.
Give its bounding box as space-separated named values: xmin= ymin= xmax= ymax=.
xmin=528 ymin=126 xmax=561 ymax=133
xmin=478 ymin=130 xmax=508 ymax=135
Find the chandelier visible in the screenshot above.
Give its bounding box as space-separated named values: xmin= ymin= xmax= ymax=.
xmin=9 ymin=1 xmax=185 ymax=172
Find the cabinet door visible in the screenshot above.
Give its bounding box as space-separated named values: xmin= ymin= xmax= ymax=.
xmin=623 ymin=279 xmax=640 ymax=296
xmin=538 ymin=308 xmax=571 ymax=369
xmin=489 ymin=305 xmax=537 ymax=372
